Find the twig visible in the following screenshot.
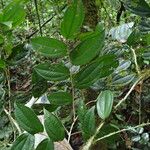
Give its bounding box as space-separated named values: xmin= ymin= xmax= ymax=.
xmin=131 ymin=48 xmax=140 ymax=75
xmin=95 ymin=122 xmax=150 ymax=143
xmin=114 ymin=77 xmax=142 ymax=109
xmin=4 ymin=109 xmax=22 ymax=135
xmin=34 ymin=0 xmax=43 ymax=36
xmin=67 ymin=116 xmax=78 ymax=142
xmin=82 ymin=121 xmax=105 ymax=150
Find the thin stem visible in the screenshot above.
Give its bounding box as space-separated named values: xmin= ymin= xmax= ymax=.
xmin=131 ymin=48 xmax=140 ymax=75
xmin=34 ymin=0 xmax=43 ymax=36
xmin=4 ymin=109 xmax=22 ymax=135
xmin=95 ymin=122 xmax=150 ymax=143
xmin=82 ymin=121 xmax=105 ymax=150
xmin=67 ymin=116 xmax=78 ymax=142
xmin=114 ymin=77 xmax=142 ymax=109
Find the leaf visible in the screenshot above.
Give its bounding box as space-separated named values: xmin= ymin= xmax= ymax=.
xmin=70 ymin=29 xmax=105 ymax=65
xmin=32 ymin=71 xmax=48 ymax=98
xmin=82 ymin=107 xmax=96 ymax=140
xmin=0 ymin=35 xmax=4 ymax=44
xmin=2 ymin=2 xmax=26 ymax=27
xmin=14 ymin=102 xmax=43 ymax=134
xmin=36 ymin=138 xmax=54 ymax=150
xmin=0 ymin=59 xmax=6 ymax=69
xmin=74 ymin=54 xmax=118 ymax=89
xmin=47 ymin=92 xmax=72 ymax=105
xmin=44 ymin=109 xmax=65 ymax=141
xmin=61 ymin=0 xmax=84 ymax=39
xmin=11 ymin=133 xmax=35 ymax=150
xmin=112 ymin=74 xmax=135 ymax=86
xmin=77 ymin=100 xmax=87 ymax=125
xmin=96 ymin=90 xmax=114 ymax=120
xmin=34 ymin=63 xmax=70 ymax=81
xmin=31 ymin=37 xmax=67 ymax=58
xmin=124 ymin=0 xmax=150 ymax=17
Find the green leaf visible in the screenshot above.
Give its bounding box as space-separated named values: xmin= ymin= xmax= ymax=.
xmin=74 ymin=54 xmax=118 ymax=89
xmin=70 ymin=29 xmax=105 ymax=65
xmin=0 ymin=59 xmax=6 ymax=69
xmin=77 ymin=100 xmax=87 ymax=125
xmin=96 ymin=90 xmax=114 ymax=120
xmin=2 ymin=2 xmax=26 ymax=27
xmin=36 ymin=138 xmax=54 ymax=150
xmin=0 ymin=35 xmax=4 ymax=44
xmin=34 ymin=63 xmax=70 ymax=81
xmin=44 ymin=109 xmax=65 ymax=141
xmin=124 ymin=0 xmax=150 ymax=17
xmin=82 ymin=107 xmax=96 ymax=140
xmin=32 ymin=71 xmax=48 ymax=98
xmin=11 ymin=133 xmax=34 ymax=150
xmin=14 ymin=102 xmax=44 ymax=134
xmin=48 ymin=92 xmax=72 ymax=105
xmin=61 ymin=0 xmax=84 ymax=39
xmin=31 ymin=37 xmax=67 ymax=58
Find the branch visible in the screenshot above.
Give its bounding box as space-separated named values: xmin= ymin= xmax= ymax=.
xmin=95 ymin=122 xmax=150 ymax=143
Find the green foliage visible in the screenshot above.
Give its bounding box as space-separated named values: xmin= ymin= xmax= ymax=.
xmin=47 ymin=92 xmax=72 ymax=105
xmin=31 ymin=37 xmax=67 ymax=58
xmin=14 ymin=102 xmax=44 ymax=134
xmin=96 ymin=90 xmax=114 ymax=120
xmin=61 ymin=0 xmax=84 ymax=39
xmin=44 ymin=109 xmax=65 ymax=141
xmin=34 ymin=63 xmax=70 ymax=81
xmin=35 ymin=138 xmax=54 ymax=150
xmin=11 ymin=133 xmax=35 ymax=150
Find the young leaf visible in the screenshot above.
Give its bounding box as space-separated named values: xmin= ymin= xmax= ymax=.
xmin=44 ymin=109 xmax=65 ymax=141
xmin=82 ymin=107 xmax=96 ymax=140
xmin=36 ymin=138 xmax=54 ymax=150
xmin=14 ymin=102 xmax=43 ymax=134
xmin=31 ymin=37 xmax=67 ymax=58
xmin=61 ymin=0 xmax=84 ymax=39
xmin=2 ymin=2 xmax=26 ymax=27
xmin=34 ymin=63 xmax=70 ymax=81
xmin=70 ymin=29 xmax=105 ymax=65
xmin=11 ymin=133 xmax=35 ymax=150
xmin=74 ymin=54 xmax=118 ymax=89
xmin=47 ymin=92 xmax=72 ymax=105
xmin=96 ymin=90 xmax=114 ymax=120
xmin=0 ymin=59 xmax=6 ymax=69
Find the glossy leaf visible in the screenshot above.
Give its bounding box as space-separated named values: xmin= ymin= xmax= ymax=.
xmin=96 ymin=90 xmax=114 ymax=120
xmin=44 ymin=109 xmax=65 ymax=141
xmin=31 ymin=37 xmax=67 ymax=58
xmin=11 ymin=133 xmax=34 ymax=150
xmin=36 ymin=138 xmax=54 ymax=150
xmin=48 ymin=92 xmax=72 ymax=105
xmin=34 ymin=63 xmax=70 ymax=81
xmin=82 ymin=107 xmax=96 ymax=140
xmin=14 ymin=102 xmax=44 ymax=134
xmin=70 ymin=29 xmax=105 ymax=65
xmin=74 ymin=54 xmax=118 ymax=89
xmin=61 ymin=0 xmax=84 ymax=39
